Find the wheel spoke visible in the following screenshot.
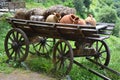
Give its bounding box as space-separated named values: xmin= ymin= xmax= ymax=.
xmin=100 ymin=50 xmax=106 ymax=54
xmin=9 ymin=50 xmax=15 ymax=58
xmin=21 ymin=46 xmax=26 ymax=50
xmin=60 ymin=42 xmax=63 ymax=51
xmin=43 ymin=45 xmax=45 ymax=53
xmin=19 ymin=35 xmax=23 ymax=41
xmin=58 ymin=61 xmax=63 ymax=70
xmin=8 ymin=47 xmax=12 ymax=51
xmin=12 ymin=32 xmax=16 ymax=40
xmin=96 ymin=41 xmax=98 ymax=51
xmin=98 ymin=44 xmax=103 ymax=52
xmin=20 ymin=48 xmax=25 ymax=55
xmin=46 ymin=40 xmax=53 ymax=42
xmin=100 ymin=56 xmax=106 ymax=60
xmin=63 ymin=44 xmax=67 ymax=52
xmin=8 ymin=42 xmax=12 ymax=45
xmin=57 ymin=47 xmax=61 ymax=53
xmin=38 ymin=44 xmax=42 ymax=51
xmin=17 ymin=49 xmax=21 ymax=59
xmin=46 ymin=43 xmax=52 ymax=48
xmin=98 ymin=58 xmax=102 ymax=64
xmin=9 ymin=36 xmax=14 ymax=42
xmin=56 ymin=59 xmax=61 ymax=64
xmin=14 ymin=51 xmax=17 ymax=61
xmin=34 ymin=43 xmax=40 ymax=48
xmin=44 ymin=45 xmax=49 ymax=53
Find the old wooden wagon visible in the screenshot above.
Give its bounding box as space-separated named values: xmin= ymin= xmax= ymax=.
xmin=5 ymin=17 xmax=118 ymax=79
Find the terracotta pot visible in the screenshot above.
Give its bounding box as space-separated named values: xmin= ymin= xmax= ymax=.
xmin=85 ymin=14 xmax=96 ymax=26
xmin=78 ymin=19 xmax=86 ymax=25
xmin=45 ymin=13 xmax=61 ymax=23
xmin=60 ymin=14 xmax=78 ymax=24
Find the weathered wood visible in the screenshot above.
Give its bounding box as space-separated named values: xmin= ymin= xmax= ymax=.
xmin=6 ymin=17 xmax=114 ymax=41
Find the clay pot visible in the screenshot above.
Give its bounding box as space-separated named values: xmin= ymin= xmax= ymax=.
xmin=85 ymin=14 xmax=96 ymax=26
xmin=60 ymin=14 xmax=79 ymax=24
xmin=78 ymin=19 xmax=86 ymax=25
xmin=45 ymin=13 xmax=61 ymax=23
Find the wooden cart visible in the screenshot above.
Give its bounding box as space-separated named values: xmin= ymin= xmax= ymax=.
xmin=5 ymin=17 xmax=115 ymax=78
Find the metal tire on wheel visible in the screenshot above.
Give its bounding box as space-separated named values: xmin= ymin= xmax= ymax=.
xmin=4 ymin=28 xmax=29 ymax=62
xmin=91 ymin=40 xmax=110 ymax=66
xmin=53 ymin=39 xmax=73 ymax=76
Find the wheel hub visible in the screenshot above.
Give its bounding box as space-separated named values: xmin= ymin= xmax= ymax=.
xmin=95 ymin=52 xmax=101 ymax=58
xmin=12 ymin=41 xmax=19 ymax=51
xmin=40 ymin=38 xmax=46 ymax=45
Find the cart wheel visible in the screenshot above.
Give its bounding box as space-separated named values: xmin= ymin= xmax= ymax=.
xmin=91 ymin=40 xmax=110 ymax=66
xmin=53 ymin=39 xmax=73 ymax=76
xmin=33 ymin=37 xmax=55 ymax=57
xmin=4 ymin=28 xmax=29 ymax=62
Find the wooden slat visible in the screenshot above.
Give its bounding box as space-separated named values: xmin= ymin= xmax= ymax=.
xmin=105 ymin=26 xmax=114 ymax=30
xmin=96 ymin=24 xmax=107 ymax=30
xmin=87 ymin=36 xmax=109 ymax=40
xmin=98 ymin=31 xmax=112 ymax=35
xmin=6 ymin=17 xmax=115 ymax=41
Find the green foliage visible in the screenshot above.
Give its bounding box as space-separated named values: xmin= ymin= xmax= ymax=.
xmin=116 ymin=8 xmax=120 ymax=18
xmin=84 ymin=0 xmax=92 ymax=10
xmin=113 ymin=2 xmax=120 ymax=18
xmin=102 ymin=0 xmax=114 ymax=6
xmin=113 ymin=19 xmax=120 ymax=37
xmin=26 ymin=56 xmax=53 ymax=73
xmin=73 ymin=0 xmax=92 ymax=18
xmin=73 ymin=0 xmax=85 ymax=18
xmin=97 ymin=7 xmax=118 ymax=23
xmin=63 ymin=0 xmax=74 ymax=8
xmin=26 ymin=1 xmax=45 ymax=9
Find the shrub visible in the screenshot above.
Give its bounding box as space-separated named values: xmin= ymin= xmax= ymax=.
xmin=97 ymin=7 xmax=117 ymax=23
xmin=113 ymin=19 xmax=120 ymax=37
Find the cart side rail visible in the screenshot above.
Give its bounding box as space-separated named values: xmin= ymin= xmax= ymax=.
xmin=6 ymin=18 xmax=115 ymax=41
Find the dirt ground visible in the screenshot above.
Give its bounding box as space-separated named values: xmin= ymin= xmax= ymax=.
xmin=0 ymin=69 xmax=56 ymax=80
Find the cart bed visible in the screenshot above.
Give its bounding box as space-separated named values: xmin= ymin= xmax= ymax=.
xmin=6 ymin=18 xmax=115 ymax=41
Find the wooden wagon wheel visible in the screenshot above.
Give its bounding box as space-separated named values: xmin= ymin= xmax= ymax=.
xmin=33 ymin=37 xmax=55 ymax=57
xmin=4 ymin=28 xmax=29 ymax=62
xmin=90 ymin=40 xmax=110 ymax=66
xmin=53 ymin=39 xmax=73 ymax=76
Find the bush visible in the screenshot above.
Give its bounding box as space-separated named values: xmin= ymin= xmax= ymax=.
xmin=113 ymin=19 xmax=120 ymax=37
xmin=97 ymin=7 xmax=118 ymax=23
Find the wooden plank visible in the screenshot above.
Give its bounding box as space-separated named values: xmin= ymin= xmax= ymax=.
xmin=105 ymin=26 xmax=114 ymax=30
xmin=96 ymin=24 xmax=107 ymax=30
xmin=87 ymin=36 xmax=109 ymax=40
xmin=98 ymin=31 xmax=112 ymax=35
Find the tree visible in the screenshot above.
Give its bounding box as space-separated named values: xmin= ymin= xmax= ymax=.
xmin=73 ymin=0 xmax=92 ymax=18
xmin=84 ymin=0 xmax=92 ymax=13
xmin=73 ymin=0 xmax=85 ymax=18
